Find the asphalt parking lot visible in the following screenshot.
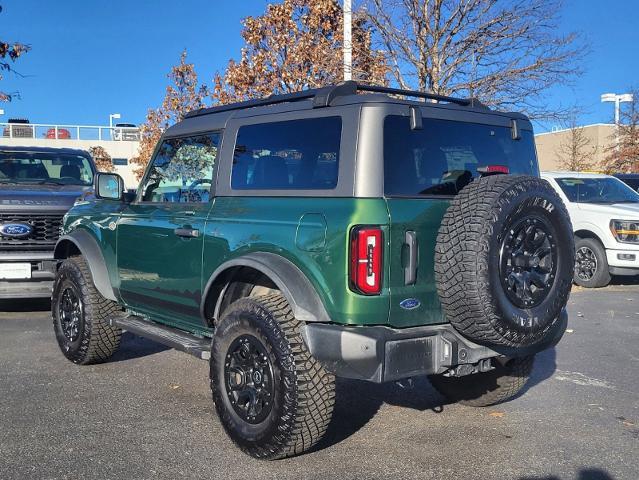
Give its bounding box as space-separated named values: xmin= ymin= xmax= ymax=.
xmin=1 ymin=283 xmax=638 ymax=480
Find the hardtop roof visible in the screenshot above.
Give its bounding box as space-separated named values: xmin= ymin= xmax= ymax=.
xmin=165 ymin=81 xmax=531 ymax=137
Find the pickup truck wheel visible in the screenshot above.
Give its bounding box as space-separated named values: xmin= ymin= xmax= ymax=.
xmin=52 ymin=256 xmax=122 ymax=365
xmin=210 ymin=293 xmax=335 ymax=459
xmin=573 ymin=237 xmax=611 ymax=288
xmin=435 ymin=175 xmax=574 ymax=347
xmin=429 ymin=355 xmax=534 ymax=407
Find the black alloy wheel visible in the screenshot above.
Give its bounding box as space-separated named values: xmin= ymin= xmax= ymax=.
xmin=499 ymin=216 xmax=558 ymax=309
xmin=58 ymin=285 xmax=83 ymax=343
xmin=224 ymin=334 xmax=275 ymax=424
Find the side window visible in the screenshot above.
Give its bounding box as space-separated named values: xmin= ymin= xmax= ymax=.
xmin=141 ymin=133 xmax=220 ymax=203
xmin=231 ymin=116 xmax=341 ymax=190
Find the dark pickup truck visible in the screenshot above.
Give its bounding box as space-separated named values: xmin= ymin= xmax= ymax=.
xmin=0 ymin=146 xmax=96 ymax=299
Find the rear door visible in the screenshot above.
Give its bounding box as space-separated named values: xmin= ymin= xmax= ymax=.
xmin=117 ymin=132 xmax=220 ymax=331
xmin=383 ymin=113 xmax=538 ymax=328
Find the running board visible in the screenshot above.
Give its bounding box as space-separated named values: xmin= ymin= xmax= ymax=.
xmin=110 ymin=315 xmax=211 ymax=360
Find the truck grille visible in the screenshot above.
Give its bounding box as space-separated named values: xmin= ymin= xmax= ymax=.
xmin=0 ymin=213 xmax=64 ymax=251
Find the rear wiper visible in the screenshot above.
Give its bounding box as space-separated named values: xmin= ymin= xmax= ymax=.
xmin=0 ymin=180 xmax=21 ymax=185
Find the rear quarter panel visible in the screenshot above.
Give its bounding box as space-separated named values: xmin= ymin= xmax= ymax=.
xmin=203 ymin=197 xmax=390 ymax=326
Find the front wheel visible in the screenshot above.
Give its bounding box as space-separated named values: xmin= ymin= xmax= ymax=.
xmin=573 ymin=237 xmax=611 ymax=288
xmin=428 ymin=355 xmax=535 ymax=407
xmin=210 ymin=293 xmax=335 ymax=459
xmin=52 ymin=256 xmax=122 ymax=365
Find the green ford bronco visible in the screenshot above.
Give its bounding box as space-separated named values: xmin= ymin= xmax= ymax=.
xmin=52 ymin=82 xmax=574 ymax=459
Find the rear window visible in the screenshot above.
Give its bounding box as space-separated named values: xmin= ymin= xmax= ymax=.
xmin=231 ymin=117 xmax=341 ymax=190
xmin=384 ymin=116 xmax=537 ymax=196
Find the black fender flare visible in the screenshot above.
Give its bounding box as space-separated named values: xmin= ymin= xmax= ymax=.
xmin=54 ymin=229 xmax=117 ymax=301
xmin=201 ymin=252 xmax=331 ymax=324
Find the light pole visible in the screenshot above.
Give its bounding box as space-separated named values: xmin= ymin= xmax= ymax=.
xmin=343 ymin=0 xmax=352 ymax=82
xmin=601 ymin=92 xmax=634 ymax=157
xmin=601 ymin=92 xmax=634 ymax=125
xmin=109 ymin=113 xmax=121 ymax=130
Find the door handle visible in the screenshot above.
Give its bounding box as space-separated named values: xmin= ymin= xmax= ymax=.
xmin=174 ymin=227 xmax=200 ymax=238
xmin=404 ymin=230 xmax=418 ymax=285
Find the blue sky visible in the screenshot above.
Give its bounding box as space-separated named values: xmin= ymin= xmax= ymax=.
xmin=1 ymin=0 xmax=637 ymax=132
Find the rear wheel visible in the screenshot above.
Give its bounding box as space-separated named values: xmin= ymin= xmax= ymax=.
xmin=52 ymin=256 xmax=122 ymax=364
xmin=429 ymin=355 xmax=535 ymax=407
xmin=210 ymin=293 xmax=335 ymax=459
xmin=573 ymin=237 xmax=611 ymax=288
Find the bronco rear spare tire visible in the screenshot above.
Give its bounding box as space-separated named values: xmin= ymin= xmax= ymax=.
xmin=435 ymin=175 xmax=574 ymax=347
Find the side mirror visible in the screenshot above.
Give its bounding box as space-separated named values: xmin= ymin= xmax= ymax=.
xmin=95 ymin=172 xmax=124 ymax=200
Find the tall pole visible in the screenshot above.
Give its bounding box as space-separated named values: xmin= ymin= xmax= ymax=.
xmin=343 ymin=0 xmax=352 ymax=82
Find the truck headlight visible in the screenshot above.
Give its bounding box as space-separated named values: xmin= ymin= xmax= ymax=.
xmin=610 ymin=219 xmax=639 ymax=244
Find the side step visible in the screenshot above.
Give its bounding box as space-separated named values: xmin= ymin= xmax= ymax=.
xmin=110 ymin=315 xmax=211 ymax=361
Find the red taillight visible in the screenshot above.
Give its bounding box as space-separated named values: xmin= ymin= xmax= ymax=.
xmin=478 ymin=165 xmax=510 ymax=174
xmin=350 ymin=226 xmax=383 ymax=295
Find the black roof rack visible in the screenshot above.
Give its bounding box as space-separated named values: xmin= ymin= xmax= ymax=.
xmin=185 ymin=81 xmax=477 ymax=119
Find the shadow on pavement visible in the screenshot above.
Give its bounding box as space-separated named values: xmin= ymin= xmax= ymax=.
xmin=609 ymin=275 xmax=639 ymax=286
xmin=514 ymin=346 xmax=557 ymax=399
xmin=0 ymin=298 xmax=51 ymax=312
xmin=313 ymin=375 xmax=445 ymax=453
xmin=110 ymin=332 xmax=171 ymax=362
xmin=519 ymin=467 xmax=617 ymax=479
xmin=315 ymin=347 xmax=557 ymax=453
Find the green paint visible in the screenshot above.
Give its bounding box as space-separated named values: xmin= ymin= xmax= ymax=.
xmin=63 ymin=194 xmax=448 ymax=333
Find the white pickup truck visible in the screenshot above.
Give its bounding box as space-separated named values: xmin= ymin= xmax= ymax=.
xmin=541 ymin=172 xmax=639 ymax=287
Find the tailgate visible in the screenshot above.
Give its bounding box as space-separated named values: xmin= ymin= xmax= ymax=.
xmin=385 ymin=198 xmax=449 ymax=328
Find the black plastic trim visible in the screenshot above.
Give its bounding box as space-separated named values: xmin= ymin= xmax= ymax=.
xmin=609 ymin=266 xmax=639 ymax=276
xmin=201 ymin=252 xmax=332 ymax=324
xmin=54 ymin=230 xmax=116 ymax=301
xmin=301 ymin=309 xmax=568 ymax=383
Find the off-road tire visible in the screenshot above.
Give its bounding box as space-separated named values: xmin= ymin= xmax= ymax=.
xmin=210 ymin=293 xmax=335 ymax=460
xmin=573 ymin=237 xmax=611 ymax=288
xmin=429 ymin=355 xmax=535 ymax=407
xmin=435 ymin=175 xmax=574 ymax=348
xmin=52 ymin=255 xmax=122 ymax=364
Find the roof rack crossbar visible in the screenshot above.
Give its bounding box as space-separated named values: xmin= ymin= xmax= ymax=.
xmin=184 ymin=81 xmax=474 ymax=118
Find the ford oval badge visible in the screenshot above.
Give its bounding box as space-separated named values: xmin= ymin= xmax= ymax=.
xmin=399 ymin=298 xmax=421 ymax=310
xmin=0 ymin=223 xmax=33 ymax=238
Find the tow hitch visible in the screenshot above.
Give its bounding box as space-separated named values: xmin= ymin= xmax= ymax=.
xmin=443 ymin=358 xmax=494 ymax=377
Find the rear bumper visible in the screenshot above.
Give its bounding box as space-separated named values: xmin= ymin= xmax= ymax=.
xmin=302 ymin=309 xmax=568 ymax=383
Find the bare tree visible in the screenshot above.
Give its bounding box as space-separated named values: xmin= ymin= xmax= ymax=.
xmin=555 ymin=118 xmax=596 ymax=172
xmin=601 ymin=88 xmax=639 ymax=174
xmin=365 ymin=0 xmax=586 ymax=120
xmin=212 ymin=0 xmax=387 ymax=105
xmin=0 ymin=5 xmax=30 ymax=101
